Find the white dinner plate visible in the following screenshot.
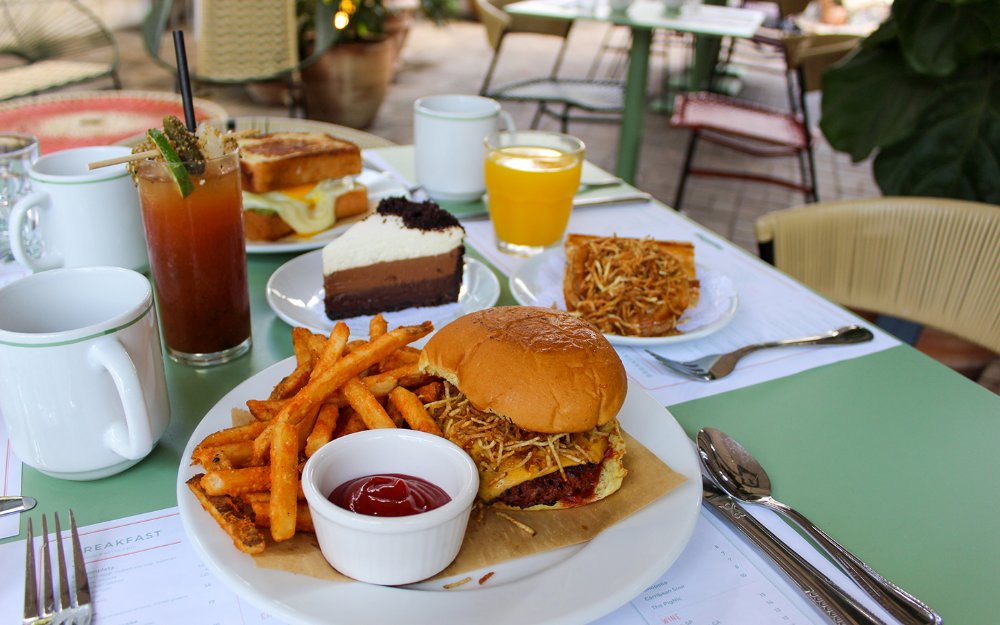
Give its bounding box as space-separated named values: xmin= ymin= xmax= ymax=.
xmin=245 ymin=169 xmax=412 ymax=254
xmin=509 ymin=248 xmax=739 ymax=347
xmin=176 ymin=361 xmax=701 ymax=625
xmin=266 ymin=251 xmax=500 ymax=337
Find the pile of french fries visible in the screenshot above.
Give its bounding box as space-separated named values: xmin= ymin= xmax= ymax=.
xmin=187 ymin=316 xmax=444 ymax=554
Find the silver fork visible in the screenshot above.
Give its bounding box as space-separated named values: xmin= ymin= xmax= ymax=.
xmin=645 ymin=325 xmax=874 ymax=381
xmin=24 ymin=511 xmax=92 ymax=625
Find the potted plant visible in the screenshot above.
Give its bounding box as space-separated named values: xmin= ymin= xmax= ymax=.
xmin=295 ymin=0 xmax=457 ymax=128
xmin=819 ymin=0 xmax=1000 ymax=204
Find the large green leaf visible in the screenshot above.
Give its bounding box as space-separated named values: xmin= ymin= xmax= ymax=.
xmin=895 ymin=0 xmax=1000 ymax=77
xmin=820 ymin=44 xmax=937 ymax=162
xmin=872 ymin=59 xmax=1000 ymax=202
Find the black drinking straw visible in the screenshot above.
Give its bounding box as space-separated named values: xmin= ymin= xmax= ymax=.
xmin=172 ymin=30 xmax=197 ymax=131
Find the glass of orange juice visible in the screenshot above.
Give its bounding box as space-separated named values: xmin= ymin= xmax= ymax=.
xmin=484 ymin=130 xmax=584 ymax=256
xmin=135 ymin=149 xmax=252 ymax=367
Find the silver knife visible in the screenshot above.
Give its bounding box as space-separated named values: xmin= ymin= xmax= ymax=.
xmin=461 ymin=192 xmax=654 ymax=221
xmin=702 ymin=477 xmax=886 ymax=625
xmin=0 ymin=496 xmax=36 ymax=517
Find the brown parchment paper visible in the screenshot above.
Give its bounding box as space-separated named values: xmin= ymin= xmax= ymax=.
xmin=251 ymin=429 xmax=686 ymax=582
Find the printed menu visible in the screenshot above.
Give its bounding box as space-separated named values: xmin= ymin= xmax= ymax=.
xmin=0 ymin=505 xmax=890 ymax=625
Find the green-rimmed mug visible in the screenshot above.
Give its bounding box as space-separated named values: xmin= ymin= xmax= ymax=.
xmin=8 ymin=146 xmax=149 ymax=273
xmin=0 ymin=267 xmax=170 ymax=480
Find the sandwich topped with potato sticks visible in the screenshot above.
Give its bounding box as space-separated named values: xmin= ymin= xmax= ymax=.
xmin=419 ymin=306 xmax=629 ymax=510
xmin=237 ymin=132 xmax=368 ymax=241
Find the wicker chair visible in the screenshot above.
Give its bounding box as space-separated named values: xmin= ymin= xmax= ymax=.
xmin=143 ymin=0 xmax=335 ymax=116
xmin=476 ymin=0 xmax=624 ymax=132
xmin=0 ymin=0 xmax=121 ymax=102
xmin=755 ymin=197 xmax=1000 ymax=354
xmin=670 ymin=33 xmax=858 ymax=211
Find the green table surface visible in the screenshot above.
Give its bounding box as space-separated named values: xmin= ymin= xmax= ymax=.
xmin=7 ymin=149 xmax=1000 ymax=625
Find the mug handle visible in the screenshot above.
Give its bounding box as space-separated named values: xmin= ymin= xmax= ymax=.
xmin=88 ymin=336 xmax=155 ymax=461
xmin=8 ymin=191 xmax=61 ymax=271
xmin=499 ymin=110 xmax=516 ymax=132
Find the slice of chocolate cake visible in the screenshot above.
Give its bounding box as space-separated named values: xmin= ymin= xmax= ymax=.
xmin=322 ymin=197 xmax=466 ymax=319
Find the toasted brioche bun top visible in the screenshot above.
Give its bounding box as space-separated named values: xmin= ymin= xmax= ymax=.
xmin=419 ymin=306 xmax=628 ymax=434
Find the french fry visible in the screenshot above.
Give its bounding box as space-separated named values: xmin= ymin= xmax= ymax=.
xmin=378 ymin=347 xmax=420 ymax=372
xmin=369 ymin=313 xmax=387 ymax=340
xmin=192 ymin=441 xmax=254 ymax=470
xmin=251 ymin=423 xmax=274 ymax=465
xmin=333 ymin=407 xmax=366 ymax=438
xmin=249 ymin=500 xmax=314 ymax=532
xmin=269 ymin=419 xmax=301 ymax=541
xmin=201 ymin=466 xmax=271 ymax=496
xmin=342 ymin=377 xmax=397 ymax=430
xmin=193 ymin=420 xmax=268 ymax=450
xmin=389 ymin=387 xmax=444 ymax=436
xmin=186 ymin=475 xmax=265 ymax=554
xmin=297 ymin=404 xmax=321 ymax=450
xmin=305 ymin=403 xmax=339 ymax=457
xmin=247 ymin=398 xmax=283 ymax=421
xmin=313 ymin=322 xmax=350 ymax=377
xmin=269 ymin=327 xmax=318 ymax=400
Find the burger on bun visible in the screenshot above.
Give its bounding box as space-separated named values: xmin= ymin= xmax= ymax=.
xmin=418 ymin=306 xmax=628 ymax=509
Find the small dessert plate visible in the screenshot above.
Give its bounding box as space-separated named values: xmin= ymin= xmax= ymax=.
xmin=266 ymin=250 xmax=501 ymax=337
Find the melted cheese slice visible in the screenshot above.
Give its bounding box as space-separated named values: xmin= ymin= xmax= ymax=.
xmin=242 ymin=178 xmax=358 ymax=235
xmin=478 ymin=430 xmax=609 ymax=502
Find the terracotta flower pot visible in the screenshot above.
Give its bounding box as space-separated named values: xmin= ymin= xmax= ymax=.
xmin=302 ymin=38 xmax=395 ymax=129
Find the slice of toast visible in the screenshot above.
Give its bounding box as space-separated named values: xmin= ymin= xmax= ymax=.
xmin=237 ymin=132 xmax=362 ymax=193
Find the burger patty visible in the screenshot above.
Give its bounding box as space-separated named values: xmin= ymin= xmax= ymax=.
xmin=495 ymin=463 xmax=603 ymax=508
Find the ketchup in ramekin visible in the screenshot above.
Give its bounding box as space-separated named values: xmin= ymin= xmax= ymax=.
xmin=329 ymin=473 xmax=451 ymax=517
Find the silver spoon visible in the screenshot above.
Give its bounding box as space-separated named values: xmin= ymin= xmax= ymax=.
xmin=697 ymin=428 xmax=941 ymax=625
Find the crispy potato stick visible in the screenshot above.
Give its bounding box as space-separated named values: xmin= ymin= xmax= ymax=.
xmin=269 ymin=327 xmax=318 ymax=400
xmin=297 ymin=404 xmax=321 ymax=450
xmin=251 ymin=423 xmax=273 ymax=465
xmin=269 ymin=419 xmax=301 ymax=541
xmin=194 ymin=420 xmax=268 ymax=450
xmin=378 ymin=347 xmax=420 ymax=371
xmin=192 ymin=441 xmax=254 ymax=470
xmin=388 ymin=387 xmax=444 ymax=436
xmin=305 ymin=403 xmax=339 ymax=457
xmin=306 ymin=331 xmax=329 ymax=361
xmin=369 ymin=313 xmax=387 ymax=340
xmin=413 ymin=380 xmax=444 ymax=404
xmin=342 ymin=377 xmax=397 ymax=429
xmin=201 ymin=466 xmax=271 ymax=496
xmin=249 ymin=500 xmax=314 ymax=532
xmin=495 ymin=511 xmax=537 ymax=536
xmin=333 ymin=407 xmax=366 ymax=438
xmin=247 ymin=398 xmax=283 ymax=421
xmin=186 ymin=475 xmax=265 ymax=554
xmin=313 ymin=322 xmax=350 ymax=377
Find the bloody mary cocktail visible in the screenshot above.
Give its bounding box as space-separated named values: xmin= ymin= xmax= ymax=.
xmin=135 ymin=150 xmax=251 ymax=366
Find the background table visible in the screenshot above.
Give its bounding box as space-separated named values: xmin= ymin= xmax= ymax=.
xmin=4 ymin=143 xmax=999 ymax=625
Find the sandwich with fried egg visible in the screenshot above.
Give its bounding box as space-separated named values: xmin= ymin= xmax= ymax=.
xmin=418 ymin=306 xmax=629 ymax=510
xmin=237 ymin=132 xmax=368 ymax=241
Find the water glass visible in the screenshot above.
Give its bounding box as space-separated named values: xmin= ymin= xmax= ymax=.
xmin=0 ymin=133 xmax=39 ymax=263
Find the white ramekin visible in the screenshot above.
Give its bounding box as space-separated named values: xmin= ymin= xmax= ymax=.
xmin=301 ymin=429 xmax=479 ymax=585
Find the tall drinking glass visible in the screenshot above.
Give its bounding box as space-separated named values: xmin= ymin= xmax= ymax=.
xmin=134 ymin=150 xmax=252 ymax=367
xmin=484 ymin=130 xmax=584 ymax=256
xmin=0 ymin=133 xmax=40 ymax=263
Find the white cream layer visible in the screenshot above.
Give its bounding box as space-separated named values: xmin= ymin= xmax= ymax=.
xmin=322 ymin=213 xmax=464 ymax=274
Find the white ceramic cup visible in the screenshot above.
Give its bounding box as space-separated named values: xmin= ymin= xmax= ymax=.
xmin=414 ymin=94 xmax=515 ymax=202
xmin=8 ymin=146 xmax=149 ymax=273
xmin=0 ymin=267 xmax=171 ymax=480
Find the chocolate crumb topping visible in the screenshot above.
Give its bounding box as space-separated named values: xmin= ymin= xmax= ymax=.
xmin=377 ymin=196 xmax=463 ymax=232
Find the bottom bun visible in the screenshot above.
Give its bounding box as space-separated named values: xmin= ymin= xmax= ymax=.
xmin=493 ymin=422 xmax=628 ymax=511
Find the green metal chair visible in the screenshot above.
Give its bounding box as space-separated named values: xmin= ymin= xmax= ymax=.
xmin=0 ymin=0 xmax=121 ymax=101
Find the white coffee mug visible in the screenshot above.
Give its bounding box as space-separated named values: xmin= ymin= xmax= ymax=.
xmin=8 ymin=146 xmax=149 ymax=273
xmin=0 ymin=267 xmax=171 ymax=480
xmin=414 ymin=94 xmax=515 ymax=202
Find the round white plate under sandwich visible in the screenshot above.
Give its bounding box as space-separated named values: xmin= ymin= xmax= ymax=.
xmin=266 ymin=250 xmax=500 ymax=337
xmin=509 ymin=247 xmax=739 ymax=347
xmin=245 ymin=169 xmax=413 ymax=254
xmin=176 ymin=357 xmax=702 ymax=625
